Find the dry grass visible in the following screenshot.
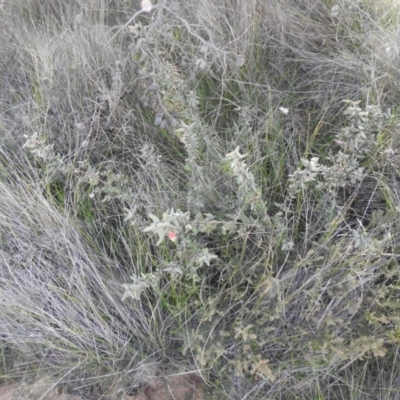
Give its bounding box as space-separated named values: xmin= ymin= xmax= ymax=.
xmin=1 ymin=0 xmax=400 ymax=399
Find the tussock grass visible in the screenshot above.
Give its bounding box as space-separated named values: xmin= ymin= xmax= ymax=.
xmin=1 ymin=0 xmax=400 ymax=398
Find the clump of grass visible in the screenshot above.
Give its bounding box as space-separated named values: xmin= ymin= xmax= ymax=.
xmin=1 ymin=0 xmax=400 ymax=399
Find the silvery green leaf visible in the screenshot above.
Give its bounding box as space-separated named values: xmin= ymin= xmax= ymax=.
xmin=221 ymin=221 xmax=237 ymax=235
xmin=352 ymin=229 xmax=361 ymax=249
xmin=154 ymin=114 xmax=163 ymax=126
xmin=300 ymin=158 xmax=310 ymax=168
xmin=330 ymin=5 xmax=340 ymax=17
xmin=281 ymin=240 xmax=294 ymax=252
xmin=196 ymin=248 xmax=218 ymax=267
xmin=121 ymin=280 xmax=149 ymax=301
xmin=224 ymin=146 xmax=247 ymax=161
xmin=236 ymin=55 xmax=245 ymax=67
xmin=148 ymin=214 xmax=160 ymax=223
xmin=127 ymin=23 xmax=142 ymax=37
xmin=124 ymin=205 xmax=138 ymax=222
xmin=178 ymin=121 xmax=195 ymax=133
xmin=163 ymin=263 xmax=183 ymax=278
xmin=22 ymin=132 xmax=42 ymax=149
xmin=309 ymin=157 xmax=321 ymax=171
xmin=195 ymin=58 xmax=207 ymax=69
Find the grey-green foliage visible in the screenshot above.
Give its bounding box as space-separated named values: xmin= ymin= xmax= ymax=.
xmin=289 ymin=101 xmax=392 ymax=196
xmin=158 ymin=101 xmax=396 ymax=392
xmin=336 ymin=100 xmax=391 ymax=157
